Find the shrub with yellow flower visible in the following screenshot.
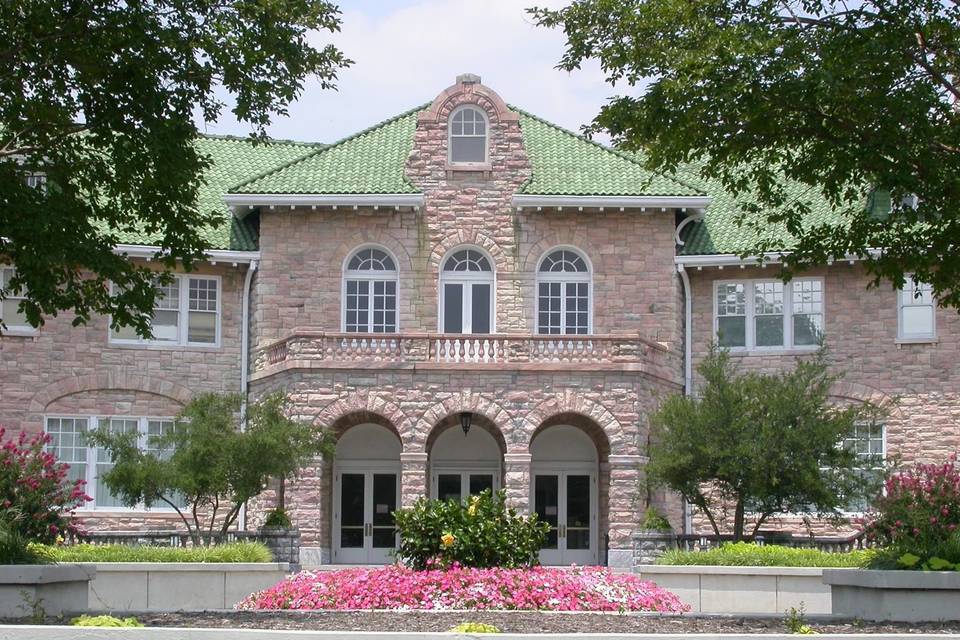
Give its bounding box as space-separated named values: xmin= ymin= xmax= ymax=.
xmin=441 ymin=532 xmax=456 ymax=547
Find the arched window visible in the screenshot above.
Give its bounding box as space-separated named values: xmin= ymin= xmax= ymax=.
xmin=439 ymin=247 xmax=494 ymax=334
xmin=536 ymin=248 xmax=591 ymax=335
xmin=343 ymin=246 xmax=398 ymax=333
xmin=448 ymin=106 xmax=488 ymax=164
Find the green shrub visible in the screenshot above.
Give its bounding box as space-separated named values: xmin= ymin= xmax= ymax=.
xmin=640 ymin=506 xmax=672 ymax=531
xmin=263 ymin=508 xmax=293 ymax=528
xmin=657 ymin=542 xmax=872 ymax=568
xmin=71 ymin=615 xmax=143 ymax=627
xmin=394 ymin=489 xmax=549 ymax=570
xmin=30 ymin=540 xmax=272 ymax=563
xmin=449 ymin=622 xmax=501 ymax=633
xmin=0 ymin=516 xmax=45 ymax=564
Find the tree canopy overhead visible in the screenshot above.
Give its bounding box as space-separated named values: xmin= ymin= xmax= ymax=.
xmin=0 ymin=0 xmax=349 ymax=334
xmin=532 ymin=0 xmax=960 ymax=308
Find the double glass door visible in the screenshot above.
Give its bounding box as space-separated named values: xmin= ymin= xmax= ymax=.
xmin=433 ymin=470 xmax=496 ymax=502
xmin=534 ymin=470 xmax=596 ymax=565
xmin=334 ymin=469 xmax=398 ymax=564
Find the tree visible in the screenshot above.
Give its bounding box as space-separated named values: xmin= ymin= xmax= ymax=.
xmin=0 ymin=1 xmax=349 ymax=334
xmin=646 ymin=346 xmax=885 ymax=540
xmin=86 ymin=392 xmax=332 ymax=545
xmin=532 ymin=1 xmax=960 ymax=307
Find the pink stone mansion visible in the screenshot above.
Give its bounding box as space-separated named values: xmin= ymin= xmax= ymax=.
xmin=1 ymin=76 xmax=956 ymax=567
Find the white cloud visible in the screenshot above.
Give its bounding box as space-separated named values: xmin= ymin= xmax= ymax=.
xmin=200 ymin=0 xmax=612 ymax=144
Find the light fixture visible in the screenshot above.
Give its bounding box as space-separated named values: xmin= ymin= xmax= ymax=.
xmin=459 ymin=412 xmax=473 ymax=436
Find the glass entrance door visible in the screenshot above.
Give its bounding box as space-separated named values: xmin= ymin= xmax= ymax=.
xmin=433 ymin=471 xmax=496 ymax=502
xmin=334 ymin=469 xmax=399 ymax=564
xmin=534 ymin=471 xmax=596 ymax=565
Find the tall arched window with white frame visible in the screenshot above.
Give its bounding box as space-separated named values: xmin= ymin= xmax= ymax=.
xmin=342 ymin=247 xmax=398 ymax=333
xmin=448 ymin=105 xmax=488 ymax=164
xmin=536 ymin=248 xmax=592 ymax=335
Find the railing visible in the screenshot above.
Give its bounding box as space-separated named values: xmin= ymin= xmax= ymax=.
xmin=75 ymin=530 xmax=258 ymax=548
xmin=254 ymin=330 xmax=681 ymax=379
xmin=675 ymin=530 xmax=870 ymax=553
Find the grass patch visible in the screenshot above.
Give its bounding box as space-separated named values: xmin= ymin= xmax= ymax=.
xmin=30 ymin=540 xmax=273 ymax=563
xmin=656 ymin=542 xmax=873 ymax=567
xmin=71 ymin=615 xmax=143 ymax=627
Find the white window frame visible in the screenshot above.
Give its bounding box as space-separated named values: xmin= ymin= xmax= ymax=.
xmin=448 ymin=105 xmax=489 ymax=165
xmin=897 ymin=275 xmax=936 ymax=343
xmin=535 ymin=246 xmax=593 ymax=335
xmin=438 ymin=246 xmax=497 ymax=334
xmin=713 ymin=278 xmax=825 ymax=352
xmin=45 ymin=415 xmax=180 ymax=512
xmin=109 ymin=274 xmax=221 ymax=348
xmin=839 ymin=422 xmax=887 ymax=516
xmin=0 ymin=266 xmax=37 ymax=335
xmin=341 ymin=245 xmax=400 ymax=334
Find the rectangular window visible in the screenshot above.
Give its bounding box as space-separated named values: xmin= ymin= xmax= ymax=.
xmin=110 ymin=275 xmax=220 ymax=347
xmin=898 ymin=276 xmax=935 ymax=341
xmin=345 ymin=279 xmax=397 ymax=333
xmin=841 ymin=423 xmax=885 ymax=513
xmin=1 ymin=267 xmax=35 ymax=333
xmin=714 ymin=279 xmax=823 ymax=350
xmin=45 ymin=415 xmax=181 ymax=510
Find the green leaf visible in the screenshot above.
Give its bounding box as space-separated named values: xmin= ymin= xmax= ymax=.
xmin=898 ymin=553 xmax=922 ymax=568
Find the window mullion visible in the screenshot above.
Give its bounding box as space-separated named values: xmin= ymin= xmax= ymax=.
xmin=746 ymin=280 xmax=754 ymax=350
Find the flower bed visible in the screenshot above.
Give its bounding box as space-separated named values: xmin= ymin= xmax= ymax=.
xmin=657 ymin=542 xmax=872 ymax=567
xmin=237 ymin=565 xmax=688 ymax=612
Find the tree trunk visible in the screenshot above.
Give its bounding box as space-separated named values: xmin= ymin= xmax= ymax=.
xmin=732 ymin=498 xmax=746 ymax=542
xmin=278 ymin=476 xmax=286 ymax=511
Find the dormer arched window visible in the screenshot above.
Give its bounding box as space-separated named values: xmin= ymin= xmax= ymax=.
xmin=448 ymin=105 xmax=488 ymax=164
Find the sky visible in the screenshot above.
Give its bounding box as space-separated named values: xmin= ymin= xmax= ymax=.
xmin=198 ymin=0 xmax=614 ymax=144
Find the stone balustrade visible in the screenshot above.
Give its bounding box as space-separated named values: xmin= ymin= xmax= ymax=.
xmin=252 ymin=330 xmax=681 ymax=383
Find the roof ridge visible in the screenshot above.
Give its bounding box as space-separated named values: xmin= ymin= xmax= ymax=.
xmin=228 ymin=103 xmax=430 ymax=194
xmin=196 ymin=133 xmax=323 ymax=147
xmin=507 ymin=104 xmax=706 ymax=197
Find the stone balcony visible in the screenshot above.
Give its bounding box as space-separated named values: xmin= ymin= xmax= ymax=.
xmin=251 ymin=330 xmax=682 ymax=385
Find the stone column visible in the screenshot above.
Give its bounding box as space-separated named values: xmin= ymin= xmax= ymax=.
xmin=607 ymin=454 xmax=646 ymax=568
xmin=503 ymin=452 xmax=532 ymax=513
xmin=400 ymin=452 xmax=428 ymax=507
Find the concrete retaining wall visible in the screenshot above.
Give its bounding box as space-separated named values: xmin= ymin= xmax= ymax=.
xmin=824 ymin=568 xmax=960 ymax=622
xmin=87 ymin=563 xmax=289 ymax=612
xmin=0 ymin=565 xmax=94 ymax=617
xmin=635 ymin=565 xmax=836 ymax=614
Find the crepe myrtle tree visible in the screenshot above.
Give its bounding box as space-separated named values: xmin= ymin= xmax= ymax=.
xmin=87 ymin=392 xmax=333 ymax=545
xmin=532 ymin=0 xmax=960 ymax=308
xmin=0 ymin=0 xmax=349 ymax=335
xmin=646 ymin=346 xmax=887 ymax=541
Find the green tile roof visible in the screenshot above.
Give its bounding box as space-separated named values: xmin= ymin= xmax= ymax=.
xmin=229 ymin=103 xmax=703 ymax=198
xmin=108 ymin=135 xmax=320 ymax=250
xmin=513 ymin=108 xmax=703 ymax=197
xmin=231 ymin=106 xmax=424 ymax=195
xmin=673 ymin=158 xmax=870 ymax=256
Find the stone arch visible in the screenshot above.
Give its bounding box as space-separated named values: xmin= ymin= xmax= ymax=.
xmin=28 ymin=369 xmax=193 ymax=414
xmin=329 ymin=231 xmax=413 ymax=275
xmin=521 ymin=393 xmax=625 ymax=455
xmin=418 ymin=77 xmax=519 ymax=126
xmin=404 ymin=391 xmax=514 ymax=453
xmin=830 ymin=381 xmax=904 ymax=419
xmin=315 ymin=392 xmax=407 ymax=440
xmin=522 ymin=233 xmax=602 ymax=274
xmin=428 ymin=230 xmax=510 ymax=274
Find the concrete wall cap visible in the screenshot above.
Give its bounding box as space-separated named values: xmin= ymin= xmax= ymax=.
xmin=0 ymin=564 xmax=95 ymax=583
xmin=638 ymin=564 xmax=826 ymax=577
xmin=87 ymin=562 xmax=289 ymax=572
xmin=823 ymin=568 xmax=960 ymax=589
